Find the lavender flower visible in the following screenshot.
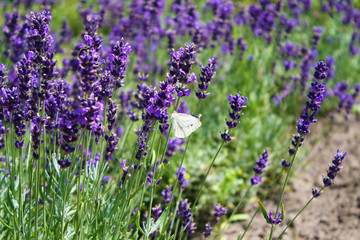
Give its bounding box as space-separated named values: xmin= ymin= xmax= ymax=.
xmin=333 ymin=81 xmax=360 ymax=117
xmin=177 ymin=199 xmax=193 ymax=229
xmin=221 ymin=93 xmax=248 ymax=142
xmin=281 ymin=159 xmax=291 ymax=168
xmin=289 ymin=62 xmax=327 ymax=156
xmin=268 ymin=211 xmax=282 ymax=225
xmin=16 ymin=51 xmax=35 ymax=102
xmin=107 ymin=99 xmax=117 ymax=131
xmin=135 ymin=119 xmax=152 ymax=160
xmin=78 ymin=94 xmax=104 ymax=143
xmin=163 ymin=138 xmax=184 ymax=164
xmin=203 ymin=223 xmax=212 ymax=238
xmin=168 ymin=43 xmax=197 ymax=97
xmin=26 ymin=11 xmax=53 ymax=53
xmin=187 ymin=218 xmax=196 ymax=235
xmin=0 ymin=64 xmax=6 ymax=85
xmin=161 ymin=186 xmax=172 ymax=204
xmin=312 ymin=188 xmax=320 ymax=198
xmin=55 ymin=19 xmax=72 ymax=53
xmin=322 ymin=149 xmax=347 ymax=186
xmin=251 ymin=150 xmax=270 ymax=185
xmin=105 ymin=133 xmax=118 ymax=161
xmin=325 ymin=55 xmax=335 ymax=79
xmin=78 ymin=34 xmax=102 ymax=94
xmin=283 ymin=59 xmax=297 ymax=71
xmin=31 ymin=114 xmax=41 ymax=158
xmin=57 ymin=158 xmax=71 ymax=168
xmin=59 ymin=109 xmax=79 ymax=154
xmin=311 ymin=27 xmax=323 ymax=48
xmin=213 ymin=203 xmax=227 ymax=223
xmin=108 ymin=39 xmax=132 ymax=89
xmin=150 ymin=204 xmax=163 ymax=237
xmin=176 ymin=167 xmax=189 ymax=191
xmin=196 ymin=58 xmax=217 ymax=99
xmin=0 ymin=120 xmax=5 ymax=150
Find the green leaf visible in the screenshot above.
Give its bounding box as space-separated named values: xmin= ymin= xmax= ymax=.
xmin=257 ymin=201 xmax=269 ymax=223
xmin=135 ymin=210 xmax=145 ymax=236
xmin=157 ymin=207 xmax=168 ymax=234
xmin=229 ymin=214 xmax=250 ymax=222
xmin=280 ymin=204 xmax=285 ymax=221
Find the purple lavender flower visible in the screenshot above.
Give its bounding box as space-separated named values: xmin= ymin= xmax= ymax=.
xmin=251 ymin=150 xmax=270 ymax=185
xmin=213 ymin=203 xmax=227 ymax=223
xmin=161 ymin=186 xmax=172 ymax=204
xmin=268 ymin=211 xmax=282 ymax=225
xmin=196 ymin=58 xmax=217 ymax=99
xmin=31 ymin=114 xmax=42 ymax=158
xmin=322 ymin=149 xmax=347 ymax=186
xmin=312 ymin=188 xmax=320 ymax=198
xmin=221 ymin=93 xmax=248 ymax=141
xmin=332 ymin=81 xmax=360 ymax=118
xmin=163 ymin=138 xmax=184 ymax=164
xmin=78 ymin=94 xmax=104 ymax=143
xmin=108 ymin=39 xmax=132 ymax=89
xmin=204 ymin=223 xmax=212 ymax=238
xmin=187 ymin=218 xmax=197 ymax=235
xmin=150 ymin=204 xmax=163 ymax=237
xmin=135 ymin=120 xmax=152 ymax=160
xmin=176 ymin=167 xmax=189 ymax=191
xmin=283 ymin=59 xmax=297 ymax=71
xmin=105 ymin=133 xmax=118 ymax=161
xmin=107 ymin=99 xmax=117 ymax=131
xmin=177 ymin=199 xmax=193 ymax=230
xmin=168 ymin=43 xmax=197 ymax=97
xmin=16 ymin=51 xmax=35 ymax=102
xmin=325 ymin=55 xmax=335 ymax=79
xmin=26 ymin=11 xmax=53 ymax=53
xmin=313 ymin=61 xmax=329 ymax=80
xmin=59 ymin=109 xmax=79 ymax=154
xmin=0 ymin=120 xmax=5 ymax=149
xmin=281 ymin=159 xmax=291 ymax=168
xmin=78 ymin=34 xmax=103 ymax=94
xmin=289 ymin=62 xmax=327 ymax=155
xmin=79 ymin=4 xmax=103 ymax=35
xmin=57 ymin=158 xmax=71 ymax=168
xmin=349 ymin=42 xmax=359 ymax=56
xmin=0 ymin=64 xmax=6 ymax=85
xmin=234 ymin=7 xmax=248 ymax=25
xmin=2 ymin=11 xmax=28 ymax=63
xmin=311 ymin=27 xmax=323 ymax=48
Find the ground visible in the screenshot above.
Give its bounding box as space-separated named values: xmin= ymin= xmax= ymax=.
xmin=221 ymin=114 xmax=360 ymax=240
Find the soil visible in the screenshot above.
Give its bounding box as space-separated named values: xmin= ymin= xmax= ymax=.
xmin=221 ymin=115 xmax=360 ymax=240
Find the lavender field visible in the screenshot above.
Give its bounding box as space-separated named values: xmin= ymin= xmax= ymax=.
xmin=0 ymin=0 xmax=359 ymax=239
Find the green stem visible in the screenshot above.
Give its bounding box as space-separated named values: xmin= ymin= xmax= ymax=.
xmin=275 ymin=186 xmax=326 ymax=240
xmin=238 ymin=168 xmax=284 ymax=240
xmin=192 ymin=140 xmax=225 ymax=212
xmin=269 ymin=135 xmax=303 ymax=239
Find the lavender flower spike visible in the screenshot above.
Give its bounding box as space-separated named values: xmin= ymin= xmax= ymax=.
xmin=221 ymin=93 xmax=248 ymax=141
xmin=213 ymin=203 xmax=227 ymax=223
xmin=289 ymin=61 xmax=327 ymax=156
xmin=251 ymin=149 xmax=270 ymax=185
xmin=203 ymin=223 xmax=212 ymax=237
xmin=322 ymin=149 xmax=347 ymax=187
xmin=196 ymin=58 xmax=217 ymax=99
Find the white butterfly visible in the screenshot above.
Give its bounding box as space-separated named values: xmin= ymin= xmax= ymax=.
xmin=171 ymin=111 xmax=202 ymax=139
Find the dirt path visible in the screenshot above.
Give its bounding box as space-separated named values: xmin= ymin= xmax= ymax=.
xmin=223 ymin=115 xmax=360 ymax=240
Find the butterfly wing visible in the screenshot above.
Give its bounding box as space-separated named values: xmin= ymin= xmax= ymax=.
xmin=171 ymin=112 xmax=202 ymax=139
xmin=172 ymin=114 xmax=186 ymax=138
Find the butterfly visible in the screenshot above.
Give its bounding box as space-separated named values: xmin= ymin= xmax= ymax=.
xmin=171 ymin=111 xmax=202 ymax=139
